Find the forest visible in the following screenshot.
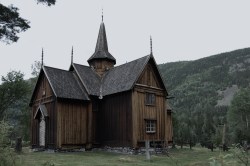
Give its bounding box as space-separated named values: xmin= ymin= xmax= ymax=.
xmin=159 ymin=47 xmax=250 ymax=149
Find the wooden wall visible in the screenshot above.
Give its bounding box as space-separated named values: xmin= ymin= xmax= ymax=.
xmin=31 ymin=73 xmax=56 ymax=148
xmin=131 ymin=61 xmax=172 ymax=147
xmin=166 ymin=110 xmax=173 ymax=142
xmin=132 ymin=86 xmax=166 ymax=147
xmin=56 ymin=100 xmax=91 ymax=148
xmin=89 ymin=59 xmax=114 ymax=77
xmin=137 ymin=61 xmax=163 ymax=89
xmin=96 ymin=92 xmax=132 ymax=147
xmin=91 ymin=98 xmax=99 ymax=144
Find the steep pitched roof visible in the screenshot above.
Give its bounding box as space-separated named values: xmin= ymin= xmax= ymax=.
xmin=30 ymin=54 xmax=166 ymax=104
xmin=72 ymin=55 xmax=152 ymax=97
xmin=30 ymin=66 xmax=90 ymax=104
xmin=102 ymin=55 xmax=151 ymax=96
xmin=87 ymin=22 xmax=116 ymax=64
xmin=43 ymin=66 xmax=89 ymax=100
xmin=72 ymin=63 xmax=101 ymax=96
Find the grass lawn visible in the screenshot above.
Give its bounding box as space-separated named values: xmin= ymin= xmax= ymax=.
xmin=15 ymin=146 xmax=248 ymax=166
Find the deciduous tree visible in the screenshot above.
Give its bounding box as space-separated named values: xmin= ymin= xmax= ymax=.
xmin=0 ymin=71 xmax=29 ymax=120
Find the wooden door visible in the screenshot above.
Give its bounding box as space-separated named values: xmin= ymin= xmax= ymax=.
xmin=39 ymin=117 xmax=45 ymax=146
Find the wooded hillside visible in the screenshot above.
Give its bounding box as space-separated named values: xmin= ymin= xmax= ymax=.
xmin=159 ymin=48 xmax=250 ymax=146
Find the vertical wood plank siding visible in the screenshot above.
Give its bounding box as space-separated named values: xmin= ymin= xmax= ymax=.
xmin=137 ymin=62 xmax=161 ymax=88
xmin=57 ymin=100 xmax=91 ymax=148
xmin=132 ymin=88 xmax=166 ymax=145
xmin=31 ymin=73 xmax=91 ymax=149
xmin=131 ymin=61 xmax=173 ymax=147
xmin=97 ymin=92 xmax=132 ymax=147
xmin=166 ymin=111 xmax=173 ymax=142
xmin=31 ymin=74 xmax=56 ymax=148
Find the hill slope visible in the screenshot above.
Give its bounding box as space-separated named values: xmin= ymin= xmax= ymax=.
xmin=158 ymin=47 xmax=250 ymax=144
xmin=159 ymin=48 xmax=250 ymax=111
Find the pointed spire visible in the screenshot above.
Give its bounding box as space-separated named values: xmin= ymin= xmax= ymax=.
xmin=41 ymin=48 xmax=44 ymax=67
xmin=87 ymin=19 xmax=116 ymax=65
xmin=95 ymin=23 xmax=108 ymax=51
xmin=71 ymin=46 xmax=74 ymax=64
xmin=150 ymin=36 xmax=153 ymax=55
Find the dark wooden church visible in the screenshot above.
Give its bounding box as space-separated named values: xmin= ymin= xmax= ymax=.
xmin=29 ymin=19 xmax=173 ymax=149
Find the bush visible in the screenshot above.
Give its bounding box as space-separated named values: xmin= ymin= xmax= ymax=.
xmin=0 ymin=120 xmax=17 ymax=166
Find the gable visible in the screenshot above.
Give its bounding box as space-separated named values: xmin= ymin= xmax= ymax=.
xmin=30 ymin=70 xmax=55 ymax=105
xmin=44 ymin=66 xmax=89 ymax=101
xmin=30 ymin=66 xmax=90 ymax=106
xmin=137 ymin=58 xmax=166 ymax=90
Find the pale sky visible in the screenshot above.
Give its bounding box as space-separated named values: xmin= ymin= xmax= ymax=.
xmin=1 ymin=0 xmax=250 ymax=80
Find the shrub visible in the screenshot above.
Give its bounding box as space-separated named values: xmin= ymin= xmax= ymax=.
xmin=0 ymin=120 xmax=17 ymax=166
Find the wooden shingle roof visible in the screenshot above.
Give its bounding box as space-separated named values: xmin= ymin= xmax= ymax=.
xmin=102 ymin=55 xmax=151 ymax=96
xmin=72 ymin=63 xmax=101 ymax=96
xmin=43 ymin=66 xmax=90 ymax=100
xmin=30 ymin=54 xmax=166 ymax=104
xmin=72 ymin=55 xmax=151 ymax=97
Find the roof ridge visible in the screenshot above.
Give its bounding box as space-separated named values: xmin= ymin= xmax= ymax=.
xmin=72 ymin=63 xmax=90 ymax=68
xmin=43 ymin=65 xmax=70 ymax=72
xmin=110 ymin=54 xmax=151 ymax=70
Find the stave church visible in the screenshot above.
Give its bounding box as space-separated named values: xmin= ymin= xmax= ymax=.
xmin=29 ymin=16 xmax=173 ymax=149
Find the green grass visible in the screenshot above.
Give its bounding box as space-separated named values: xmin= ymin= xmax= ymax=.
xmin=15 ymin=147 xmax=248 ymax=166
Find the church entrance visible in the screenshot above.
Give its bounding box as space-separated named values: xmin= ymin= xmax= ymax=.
xmin=39 ymin=116 xmax=46 ymax=146
xmin=34 ymin=104 xmax=48 ymax=147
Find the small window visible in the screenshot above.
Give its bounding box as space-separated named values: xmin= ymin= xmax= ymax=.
xmin=145 ymin=120 xmax=156 ymax=133
xmin=145 ymin=93 xmax=156 ymax=105
xmin=42 ymin=89 xmax=46 ymax=96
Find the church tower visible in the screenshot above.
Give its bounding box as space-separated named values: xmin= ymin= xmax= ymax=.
xmin=87 ymin=19 xmax=116 ymax=77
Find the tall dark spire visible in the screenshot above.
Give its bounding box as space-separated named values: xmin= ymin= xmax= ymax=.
xmin=150 ymin=36 xmax=153 ymax=55
xmin=87 ymin=20 xmax=116 ymax=65
xmin=41 ymin=48 xmax=44 ymax=67
xmin=71 ymin=46 xmax=73 ymax=64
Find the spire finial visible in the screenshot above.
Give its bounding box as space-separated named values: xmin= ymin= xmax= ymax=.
xmin=101 ymin=8 xmax=103 ymax=22
xmin=41 ymin=48 xmax=44 ymax=67
xmin=71 ymin=46 xmax=73 ymax=64
xmin=150 ymin=36 xmax=153 ymax=55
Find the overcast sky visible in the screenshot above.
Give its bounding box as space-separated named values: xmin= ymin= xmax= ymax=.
xmin=1 ymin=0 xmax=250 ymax=80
